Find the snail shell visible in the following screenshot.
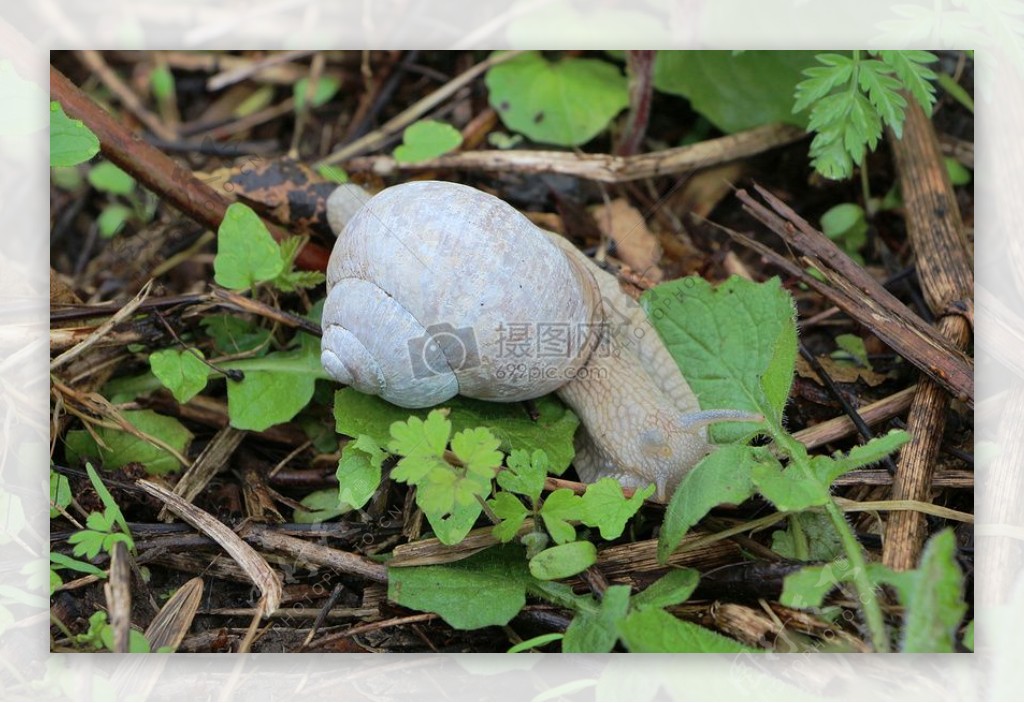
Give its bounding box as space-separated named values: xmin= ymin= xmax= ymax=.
xmin=321 ymin=181 xmax=604 ymax=408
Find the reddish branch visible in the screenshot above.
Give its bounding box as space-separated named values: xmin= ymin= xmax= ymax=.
xmin=616 ymin=50 xmax=656 ymax=156
xmin=50 ymin=65 xmax=330 ymax=272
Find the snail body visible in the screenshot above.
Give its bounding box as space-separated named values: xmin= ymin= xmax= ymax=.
xmin=322 ymin=181 xmax=742 ymax=500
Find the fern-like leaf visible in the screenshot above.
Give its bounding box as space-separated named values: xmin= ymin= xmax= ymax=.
xmin=876 ymin=50 xmax=938 ymax=113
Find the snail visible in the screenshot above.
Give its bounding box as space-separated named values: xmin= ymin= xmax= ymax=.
xmin=321 ymin=181 xmax=752 ymax=501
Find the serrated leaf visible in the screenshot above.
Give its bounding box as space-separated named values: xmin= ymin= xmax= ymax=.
xmin=579 ymin=478 xmax=653 ymax=540
xmin=334 ymin=390 xmax=578 ymax=474
xmin=857 ymin=60 xmax=906 ymax=136
xmin=88 ymin=162 xmax=135 ymax=195
xmin=529 ymin=541 xmax=597 ymax=581
xmin=489 ymin=492 xmax=529 ymax=542
xmin=654 ymin=51 xmax=814 ymax=132
xmin=486 ymin=51 xmax=628 ymax=146
xmin=149 ymin=348 xmax=209 ymax=404
xmin=563 ymin=585 xmax=631 ymax=653
xmin=630 ymin=568 xmax=700 ymax=610
xmin=393 ymin=120 xmax=463 ymax=163
xmin=618 ymin=607 xmax=760 ymax=653
xmin=793 ymin=55 xmax=854 ymax=115
xmin=771 ymin=511 xmax=842 ymax=562
xmin=336 ymin=434 xmax=385 ymax=509
xmin=388 ymin=545 xmax=530 ymax=629
xmin=818 ymin=429 xmax=911 ymax=484
xmin=877 ymin=50 xmax=938 ymax=113
xmin=539 ymin=488 xmax=582 ymax=544
xmin=656 ymin=444 xmax=761 ymax=563
xmin=900 ymin=529 xmax=968 ymax=652
xmin=389 ymin=409 xmax=452 ymax=458
xmin=50 ymin=101 xmax=99 ymax=167
xmin=641 ymin=276 xmax=796 ymax=442
xmin=752 ymin=460 xmax=829 ymax=512
xmin=498 ymin=448 xmax=548 ymax=503
xmin=213 ymin=203 xmax=284 ymax=289
xmin=391 ymin=453 xmax=447 ymax=487
xmin=65 ymin=410 xmax=192 ymax=475
xmin=450 ymin=426 xmax=503 ymax=480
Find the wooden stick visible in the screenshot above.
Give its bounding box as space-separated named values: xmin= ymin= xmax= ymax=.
xmin=883 ymin=97 xmax=974 ymax=571
xmin=50 ymin=65 xmax=330 ymax=272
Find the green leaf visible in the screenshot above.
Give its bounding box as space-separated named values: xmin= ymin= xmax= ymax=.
xmin=393 ymin=120 xmax=463 ymax=163
xmin=334 ymin=390 xmax=578 ymax=474
xmin=771 ymin=512 xmax=842 ymax=562
xmin=486 ymin=51 xmax=628 ymax=146
xmin=833 ymin=332 xmax=871 ymax=368
xmin=945 ymin=157 xmax=972 ymax=186
xmin=529 ymin=540 xmax=597 ymax=581
xmin=508 ymin=632 xmax=564 ymax=653
xmin=752 ymin=459 xmax=829 ymax=512
xmin=657 ymin=444 xmax=761 ymax=563
xmin=201 ymin=314 xmax=271 ymax=355
xmin=316 ymin=164 xmax=349 ymax=183
xmin=65 ymin=410 xmax=192 ymax=475
xmin=222 ymin=344 xmax=325 ymax=431
xmin=292 ymin=488 xmax=351 ymax=524
xmin=49 ymin=551 xmax=107 ymax=578
xmin=498 ymin=448 xmax=548 ymax=504
xmin=641 ymin=276 xmax=796 ymax=442
xmin=579 ymin=477 xmax=653 ymax=540
xmin=87 ymin=162 xmax=135 ymax=195
xmin=539 ymin=488 xmax=582 ymax=544
xmin=85 ymin=463 xmax=131 ymax=538
xmin=900 ymin=529 xmax=968 ymax=652
xmin=388 ymin=410 xmax=451 ymax=459
xmin=336 ymin=434 xmax=385 ymax=510
xmin=488 ymin=491 xmax=529 ymax=542
xmin=149 ymin=64 xmax=175 ymax=101
xmin=857 ymin=59 xmax=906 ymax=136
xmin=294 ymin=75 xmax=341 ymax=111
xmin=654 ymin=50 xmax=814 ymax=132
xmin=562 ymin=584 xmax=631 ymax=653
xmin=97 ymin=204 xmax=132 ymax=238
xmin=149 ymin=348 xmax=209 ymax=404
xmin=618 ymin=607 xmax=760 ymax=653
xmin=68 ymin=529 xmax=106 ymax=559
xmin=49 ymin=471 xmax=72 ymax=519
xmin=819 ymin=429 xmax=911 ymax=484
xmin=780 ymin=559 xmax=856 ymax=609
xmin=963 ymin=620 xmax=974 ymax=652
xmin=877 ymin=50 xmax=938 ymax=114
xmin=213 ymin=203 xmax=284 ymax=289
xmin=630 ymin=568 xmax=700 ymax=610
xmin=50 ymin=101 xmax=99 ymax=167
xmin=450 ymin=426 xmax=503 ymax=480
xmin=427 ymin=500 xmax=483 ymax=545
xmin=820 ymin=203 xmax=868 ymax=259
xmin=388 ymin=545 xmax=530 ymax=629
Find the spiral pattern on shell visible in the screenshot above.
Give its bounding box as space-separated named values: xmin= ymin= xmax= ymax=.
xmin=321 ymin=181 xmax=604 ymax=408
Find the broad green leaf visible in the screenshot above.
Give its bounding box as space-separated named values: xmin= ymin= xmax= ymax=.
xmin=201 ymin=314 xmax=271 ymax=355
xmin=579 ymin=477 xmax=653 ymax=540
xmin=780 ymin=559 xmax=856 ymax=609
xmin=393 ymin=120 xmax=462 ymax=163
xmin=900 ymin=529 xmax=968 ymax=652
xmin=498 ymin=448 xmax=548 ymax=503
xmin=486 ymin=51 xmax=628 ymax=146
xmin=426 ymin=499 xmax=483 ymax=545
xmin=334 ymin=390 xmax=578 ymax=473
xmin=65 ymin=410 xmax=192 ymax=475
xmin=654 ymin=51 xmax=814 ymax=132
xmin=752 ymin=461 xmax=829 ymax=512
xmin=488 ymin=491 xmax=529 ymax=542
xmin=539 ymin=488 xmax=582 ymax=544
xmin=50 ymin=101 xmax=99 ymax=167
xmin=213 ymin=203 xmax=284 ymax=289
xmin=222 ymin=344 xmax=326 ymax=431
xmin=641 ymin=276 xmax=796 ymax=443
xmin=529 ymin=540 xmax=597 ymax=581
xmin=294 ymin=75 xmax=341 ymax=111
xmin=657 ymin=444 xmax=761 ymax=563
xmin=630 ymin=568 xmax=700 ymax=610
xmin=336 ymin=434 xmax=385 ymax=509
xmin=97 ymin=204 xmax=132 ymax=238
xmin=562 ymin=584 xmax=631 ymax=653
xmin=149 ymin=348 xmax=209 ymax=404
xmin=87 ymin=162 xmax=135 ymax=195
xmin=49 ymin=471 xmax=72 ymax=518
xmin=618 ymin=607 xmax=760 ymax=653
xmin=388 ymin=545 xmax=530 ymax=629
xmin=389 ymin=409 xmax=452 ymax=458
xmin=292 ymin=488 xmax=351 ymax=524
